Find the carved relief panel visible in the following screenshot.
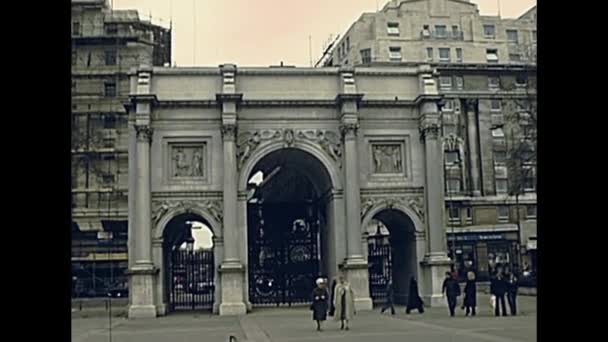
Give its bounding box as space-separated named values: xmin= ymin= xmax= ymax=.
xmin=369 ymin=141 xmax=406 ymax=176
xmin=164 ymin=140 xmax=210 ymax=185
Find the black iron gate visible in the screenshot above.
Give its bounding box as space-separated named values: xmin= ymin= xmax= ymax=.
xmin=248 ymin=202 xmax=321 ymax=306
xmin=368 ymin=236 xmax=392 ymax=304
xmin=168 ymin=249 xmax=214 ymax=311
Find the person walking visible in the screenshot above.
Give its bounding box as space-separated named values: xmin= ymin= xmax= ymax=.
xmin=462 ymin=271 xmax=477 ymax=316
xmin=328 ymin=276 xmax=338 ymax=317
xmin=442 ymin=271 xmax=461 ymax=317
xmin=406 ymin=276 xmax=424 ymax=314
xmin=505 ymin=270 xmax=519 ymax=316
xmin=310 ymin=278 xmax=330 ymax=331
xmin=490 ymin=271 xmax=508 ymax=316
xmin=380 ymin=278 xmax=395 ymax=315
xmin=333 ymin=275 xmax=355 ymax=330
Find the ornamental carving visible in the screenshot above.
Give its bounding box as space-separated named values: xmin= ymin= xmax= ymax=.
xmin=221 ymin=124 xmax=237 ymax=140
xmin=236 ymin=129 xmax=343 ymax=169
xmin=171 ymin=145 xmax=205 ymax=178
xmin=135 ymin=125 xmax=153 ymax=143
xmin=442 ymin=134 xmax=464 ymax=152
xmin=360 ymin=196 xmax=425 ymax=223
xmin=152 ymin=199 xmax=223 ymax=227
xmin=339 ymin=123 xmax=360 ymax=138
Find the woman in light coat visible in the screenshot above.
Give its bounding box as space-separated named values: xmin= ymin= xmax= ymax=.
xmin=333 ymin=275 xmax=355 ymax=330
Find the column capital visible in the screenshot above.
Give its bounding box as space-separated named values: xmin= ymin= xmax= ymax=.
xmin=419 ymin=113 xmax=441 ymax=141
xmin=135 ymin=125 xmax=153 ymax=144
xmin=221 ymin=124 xmax=238 ymax=141
xmin=340 ymin=122 xmax=360 ymax=138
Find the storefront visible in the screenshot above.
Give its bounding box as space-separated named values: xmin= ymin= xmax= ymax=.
xmin=446 ymin=231 xmax=520 ymax=281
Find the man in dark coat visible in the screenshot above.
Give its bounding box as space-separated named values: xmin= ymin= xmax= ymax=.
xmin=406 ymin=276 xmax=424 ymax=314
xmin=462 ymin=271 xmax=477 ymax=316
xmin=380 ymin=278 xmax=395 ymax=315
xmin=311 ymin=278 xmax=329 ymax=331
xmin=505 ymin=270 xmax=519 ymax=315
xmin=442 ymin=271 xmax=461 ymax=317
xmin=490 ymin=271 xmax=508 ymax=316
xmin=328 ymin=276 xmax=338 ymax=316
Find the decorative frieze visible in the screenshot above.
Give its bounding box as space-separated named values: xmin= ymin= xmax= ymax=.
xmin=152 ymin=199 xmax=223 ymax=227
xmin=360 ymin=195 xmax=425 ymax=223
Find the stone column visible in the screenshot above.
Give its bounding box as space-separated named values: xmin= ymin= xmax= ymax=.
xmin=127 ymin=67 xmax=159 ymax=318
xmin=337 ymin=67 xmax=372 ymax=311
xmin=419 ymin=103 xmax=452 ymax=307
xmin=465 ymin=99 xmax=482 ymax=196
xmin=217 ymin=64 xmax=247 ymax=316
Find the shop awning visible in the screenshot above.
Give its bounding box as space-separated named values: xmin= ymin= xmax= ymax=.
xmin=448 ymin=223 xmax=518 ymax=234
xmin=72 ymin=218 xmax=103 ymax=232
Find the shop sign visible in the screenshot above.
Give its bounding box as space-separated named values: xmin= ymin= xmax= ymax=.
xmin=451 ymin=233 xmax=505 ymax=241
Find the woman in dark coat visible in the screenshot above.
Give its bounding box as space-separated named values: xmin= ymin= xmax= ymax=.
xmin=462 ymin=271 xmax=477 ymax=316
xmin=311 ymin=278 xmax=329 ymax=331
xmin=406 ymin=276 xmax=424 ymax=314
xmin=328 ymin=276 xmax=338 ymax=316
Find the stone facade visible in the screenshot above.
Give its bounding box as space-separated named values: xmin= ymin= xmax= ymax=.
xmin=125 ymin=64 xmax=454 ymax=317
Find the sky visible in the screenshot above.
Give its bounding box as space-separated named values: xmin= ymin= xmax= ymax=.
xmin=110 ymin=0 xmax=537 ymax=66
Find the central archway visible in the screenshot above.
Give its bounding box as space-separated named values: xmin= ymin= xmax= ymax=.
xmin=245 ymin=147 xmax=335 ymax=306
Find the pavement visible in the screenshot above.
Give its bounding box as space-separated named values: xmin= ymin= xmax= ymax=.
xmin=72 ymin=293 xmax=536 ymax=342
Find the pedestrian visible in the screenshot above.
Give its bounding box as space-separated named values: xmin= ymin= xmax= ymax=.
xmin=310 ymin=278 xmax=329 ymax=331
xmin=490 ymin=271 xmax=508 ymax=316
xmin=333 ymin=275 xmax=355 ymax=330
xmin=380 ymin=278 xmax=395 ymax=315
xmin=505 ymin=270 xmax=519 ymax=316
xmin=462 ymin=271 xmax=477 ymax=316
xmin=442 ymin=271 xmax=461 ymax=317
xmin=406 ymin=276 xmax=424 ymax=314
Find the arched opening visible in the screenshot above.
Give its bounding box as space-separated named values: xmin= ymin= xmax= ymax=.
xmin=367 ymin=209 xmax=417 ymax=305
xmin=246 ymin=148 xmax=334 ymax=306
xmin=162 ymin=213 xmax=215 ymax=312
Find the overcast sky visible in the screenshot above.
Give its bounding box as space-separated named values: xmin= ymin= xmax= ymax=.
xmin=111 ymin=0 xmax=536 ymax=67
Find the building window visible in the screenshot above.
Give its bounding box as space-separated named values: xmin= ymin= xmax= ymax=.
xmin=497 ymin=206 xmax=510 ymax=222
xmin=104 ymin=82 xmax=117 ymax=97
xmin=435 ymin=25 xmax=447 ymax=38
xmin=72 ymin=50 xmax=77 ymax=66
xmin=445 ymin=151 xmax=460 ymax=164
xmin=447 ymin=179 xmax=461 ymax=194
xmin=455 ymin=76 xmax=464 ymax=89
xmin=73 ymin=22 xmax=81 ymax=36
xmin=346 ymin=37 xmax=350 ymax=51
xmin=509 ymin=53 xmax=521 ymax=62
xmin=488 ymin=76 xmax=500 ymax=89
xmin=490 ymin=99 xmax=501 ymax=111
xmin=439 ymin=76 xmax=452 ymax=90
xmin=526 ymin=205 xmax=537 ymax=219
xmin=105 ymin=50 xmax=117 ymax=66
xmin=515 ymin=74 xmax=528 ymax=87
xmin=456 ymin=48 xmax=463 ymax=63
xmin=387 ymin=22 xmax=400 ymax=36
xmin=493 ymin=150 xmax=506 ymax=164
xmin=102 ymin=174 xmax=115 ymax=185
xmin=532 ymin=30 xmax=537 ymax=42
xmin=105 ymin=23 xmax=118 ymax=35
xmin=360 ymin=49 xmax=371 ymax=64
xmin=448 ymin=206 xmax=461 ymax=224
xmin=422 ymin=25 xmax=431 ymax=37
xmin=439 ymin=48 xmax=450 ymax=62
xmin=452 ymin=25 xmax=459 ymax=37
xmin=426 ymin=47 xmax=433 ymax=61
xmin=523 ymin=166 xmax=536 ymax=191
xmin=389 ymin=47 xmax=402 ymax=61
xmin=465 ymin=207 xmax=473 ymax=223
xmin=483 ymin=25 xmax=496 ymax=38
xmin=104 ymin=115 xmax=116 ymax=129
xmin=506 ymin=30 xmax=519 ymax=43
xmin=496 ymin=179 xmax=508 ymax=194
xmin=338 ymin=46 xmax=342 ymax=59
xmin=486 ymin=49 xmax=499 ymax=63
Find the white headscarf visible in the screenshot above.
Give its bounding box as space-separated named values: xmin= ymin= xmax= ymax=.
xmin=316 ymin=278 xmax=324 ymax=286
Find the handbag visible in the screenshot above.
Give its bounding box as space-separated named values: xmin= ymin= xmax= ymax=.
xmin=490 ymin=295 xmax=496 ymax=310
